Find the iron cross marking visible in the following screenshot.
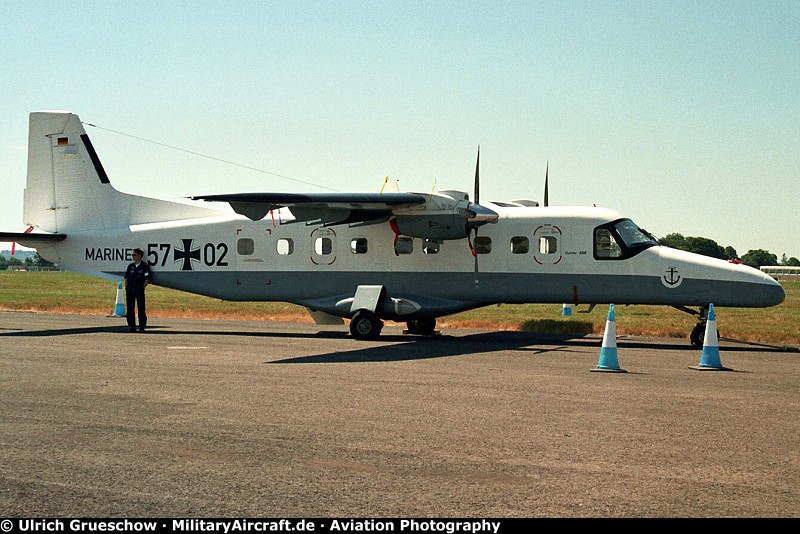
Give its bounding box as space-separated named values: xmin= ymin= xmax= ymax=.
xmin=174 ymin=239 xmax=201 ymax=271
xmin=663 ymin=266 xmax=681 ymax=286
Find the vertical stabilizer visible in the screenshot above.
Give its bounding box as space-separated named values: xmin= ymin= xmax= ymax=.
xmin=23 ymin=111 xmax=221 ymax=233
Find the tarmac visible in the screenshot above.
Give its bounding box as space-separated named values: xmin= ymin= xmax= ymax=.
xmin=0 ymin=310 xmax=798 ymax=518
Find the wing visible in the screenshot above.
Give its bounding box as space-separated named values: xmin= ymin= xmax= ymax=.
xmin=190 ymin=192 xmax=428 ymax=225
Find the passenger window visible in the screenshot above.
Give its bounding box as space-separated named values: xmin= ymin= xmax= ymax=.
xmin=277 ymin=238 xmax=294 ymax=255
xmin=474 ymin=236 xmax=492 ymax=254
xmin=237 ymin=238 xmax=254 ymax=255
xmin=595 ymin=229 xmax=622 ymax=259
xmin=538 ymin=236 xmax=558 ymax=254
xmin=351 ymin=238 xmax=368 ymax=254
xmin=511 ymin=236 xmax=529 ymax=254
xmin=315 ymin=237 xmax=332 ymax=255
xmin=395 ymin=236 xmax=413 ymax=255
xmin=423 ymin=239 xmax=440 ymax=254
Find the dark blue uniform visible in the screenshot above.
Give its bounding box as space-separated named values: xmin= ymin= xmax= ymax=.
xmin=124 ymin=261 xmax=152 ymax=332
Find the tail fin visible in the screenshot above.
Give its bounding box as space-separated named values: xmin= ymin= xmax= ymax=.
xmin=23 ymin=111 xmax=220 ymax=233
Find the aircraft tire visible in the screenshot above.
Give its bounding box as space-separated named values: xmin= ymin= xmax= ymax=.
xmin=690 ymin=322 xmax=720 ymax=348
xmin=690 ymin=323 xmax=704 ymax=348
xmin=350 ymin=310 xmax=383 ymax=340
xmin=406 ymin=318 xmax=436 ymax=336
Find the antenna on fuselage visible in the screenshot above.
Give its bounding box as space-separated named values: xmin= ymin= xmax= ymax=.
xmin=544 ymin=160 xmax=549 ymax=207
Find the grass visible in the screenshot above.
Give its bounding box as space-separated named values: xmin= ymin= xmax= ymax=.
xmin=1 ymin=271 xmax=798 ymax=345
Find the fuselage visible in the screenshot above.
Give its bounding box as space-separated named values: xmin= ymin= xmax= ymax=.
xmin=33 ymin=204 xmax=785 ymax=319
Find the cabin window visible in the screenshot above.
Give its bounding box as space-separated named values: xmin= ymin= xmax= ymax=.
xmin=474 ymin=236 xmax=492 ymax=254
xmin=277 ymin=238 xmax=294 ymax=255
xmin=395 ymin=236 xmax=413 ymax=255
xmin=351 ymin=238 xmax=368 ymax=254
xmin=315 ymin=237 xmax=333 ymax=255
xmin=237 ymin=238 xmax=255 ymax=255
xmin=511 ymin=236 xmax=529 ymax=254
xmin=538 ymin=236 xmax=558 ymax=255
xmin=594 ymin=229 xmax=622 ymax=259
xmin=423 ymin=239 xmax=440 ymax=254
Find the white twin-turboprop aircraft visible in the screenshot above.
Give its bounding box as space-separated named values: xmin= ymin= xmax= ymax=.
xmin=0 ymin=112 xmax=785 ymax=342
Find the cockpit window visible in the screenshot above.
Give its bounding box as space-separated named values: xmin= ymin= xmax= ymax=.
xmin=595 ymin=228 xmax=623 ymax=258
xmin=594 ymin=218 xmax=658 ymax=260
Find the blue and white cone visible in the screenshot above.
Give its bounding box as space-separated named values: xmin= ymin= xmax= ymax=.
xmin=111 ymin=281 xmax=126 ymax=317
xmin=592 ymin=304 xmax=626 ymax=373
xmin=562 ymin=303 xmax=572 ymax=317
xmin=690 ymin=304 xmax=731 ymax=371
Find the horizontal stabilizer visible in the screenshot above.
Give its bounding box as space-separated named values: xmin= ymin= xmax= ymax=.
xmin=0 ymin=232 xmax=66 ymax=244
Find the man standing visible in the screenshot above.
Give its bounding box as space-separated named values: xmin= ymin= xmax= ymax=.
xmin=124 ymin=248 xmax=152 ymax=333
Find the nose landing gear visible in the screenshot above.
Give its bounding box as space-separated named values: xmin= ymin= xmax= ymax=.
xmin=690 ymin=320 xmax=706 ymax=348
xmin=674 ymin=305 xmax=719 ymax=348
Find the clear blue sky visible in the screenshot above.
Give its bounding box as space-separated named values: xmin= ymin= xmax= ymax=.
xmin=2 ymin=1 xmax=798 ymax=259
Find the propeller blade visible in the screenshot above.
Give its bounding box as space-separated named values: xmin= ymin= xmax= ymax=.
xmin=467 ymin=145 xmax=481 ymax=287
xmin=467 ymin=229 xmax=476 ymax=257
xmin=474 ymin=146 xmax=480 ymax=205
xmin=474 ymin=230 xmax=479 ymax=285
xmin=472 ymin=227 xmax=480 ymax=286
xmin=544 ymin=160 xmax=549 ymax=207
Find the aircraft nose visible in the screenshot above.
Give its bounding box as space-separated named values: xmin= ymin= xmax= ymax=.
xmin=762 ymin=279 xmax=786 ymax=307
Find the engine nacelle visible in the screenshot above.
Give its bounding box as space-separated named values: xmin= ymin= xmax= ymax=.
xmin=390 ymin=190 xmax=499 ymax=240
xmin=394 ymin=214 xmax=471 ymax=240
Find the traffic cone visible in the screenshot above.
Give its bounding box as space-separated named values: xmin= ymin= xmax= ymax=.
xmin=591 ymin=304 xmax=626 ymax=373
xmin=110 ymin=281 xmax=126 ymax=317
xmin=690 ymin=304 xmax=731 ymax=371
xmin=562 ymin=303 xmax=572 ymax=317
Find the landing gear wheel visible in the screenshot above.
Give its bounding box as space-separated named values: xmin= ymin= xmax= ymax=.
xmin=349 ymin=310 xmax=383 ymax=340
xmin=690 ymin=322 xmax=705 ymax=348
xmin=690 ymin=322 xmax=721 ymax=348
xmin=406 ymin=318 xmax=436 ymax=336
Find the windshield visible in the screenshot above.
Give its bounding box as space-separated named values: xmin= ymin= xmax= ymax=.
xmin=594 ymin=218 xmax=658 ymax=260
xmin=613 ymin=219 xmax=658 ymax=249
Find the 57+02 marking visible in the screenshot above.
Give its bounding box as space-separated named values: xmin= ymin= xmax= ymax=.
xmin=147 ymin=239 xmax=229 ymax=271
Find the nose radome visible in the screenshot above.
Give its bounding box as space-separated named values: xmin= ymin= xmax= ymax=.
xmin=747 ymin=266 xmax=785 ymax=307
xmin=763 ymin=279 xmax=786 ymax=307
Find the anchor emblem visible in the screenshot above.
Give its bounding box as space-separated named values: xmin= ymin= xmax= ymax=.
xmin=662 ymin=266 xmax=683 ymax=288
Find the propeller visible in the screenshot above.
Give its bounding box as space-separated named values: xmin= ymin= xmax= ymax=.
xmin=470 ymin=147 xmax=481 ymax=286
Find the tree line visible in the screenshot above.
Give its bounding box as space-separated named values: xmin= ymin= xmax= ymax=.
xmin=659 ymin=233 xmax=799 ymax=268
xmin=0 ymin=252 xmax=54 ymax=270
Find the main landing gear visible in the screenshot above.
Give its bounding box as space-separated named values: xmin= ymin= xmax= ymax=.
xmin=347 ymin=286 xmax=437 ymax=340
xmin=348 ymin=312 xmax=438 ymax=340
xmin=673 ymin=306 xmax=719 ymax=348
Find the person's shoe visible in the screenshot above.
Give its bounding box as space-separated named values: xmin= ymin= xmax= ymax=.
xmin=138 ymin=328 xmax=145 ymax=333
